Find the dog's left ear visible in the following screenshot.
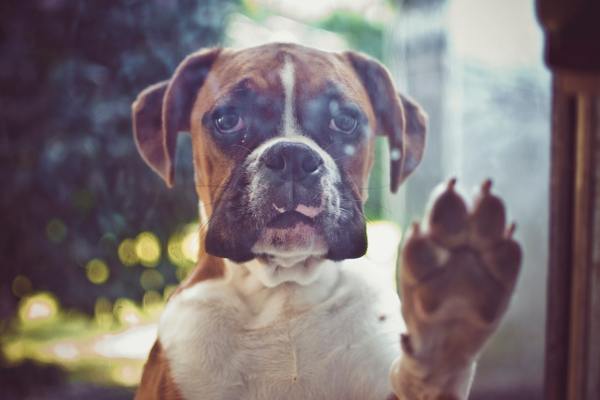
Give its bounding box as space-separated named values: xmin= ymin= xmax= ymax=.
xmin=344 ymin=51 xmax=427 ymax=193
xmin=132 ymin=48 xmax=221 ymax=187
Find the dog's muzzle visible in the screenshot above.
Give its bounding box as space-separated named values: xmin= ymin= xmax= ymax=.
xmin=260 ymin=142 xmax=325 ymax=222
xmin=205 ymin=136 xmax=367 ymax=264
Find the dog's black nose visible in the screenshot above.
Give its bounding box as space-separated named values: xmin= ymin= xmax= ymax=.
xmin=261 ymin=142 xmax=323 ymax=181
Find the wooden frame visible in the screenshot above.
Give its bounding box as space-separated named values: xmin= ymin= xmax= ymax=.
xmin=538 ymin=1 xmax=600 ymax=398
xmin=546 ymin=73 xmax=600 ymax=400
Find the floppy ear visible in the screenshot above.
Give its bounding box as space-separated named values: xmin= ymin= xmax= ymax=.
xmin=132 ymin=48 xmax=221 ymax=187
xmin=344 ymin=51 xmax=427 ymax=193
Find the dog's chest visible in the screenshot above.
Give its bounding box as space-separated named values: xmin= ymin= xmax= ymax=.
xmin=158 ymin=262 xmax=402 ymax=400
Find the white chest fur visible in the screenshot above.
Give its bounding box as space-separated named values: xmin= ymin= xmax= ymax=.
xmin=158 ymin=259 xmax=403 ymax=400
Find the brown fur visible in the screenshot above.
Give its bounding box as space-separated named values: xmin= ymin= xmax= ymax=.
xmin=132 ymin=43 xmax=427 ymax=399
xmin=135 ymin=341 xmax=183 ymax=400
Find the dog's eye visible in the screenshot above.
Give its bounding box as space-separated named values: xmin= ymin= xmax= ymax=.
xmin=329 ymin=113 xmax=358 ymax=134
xmin=214 ymin=109 xmax=245 ymax=134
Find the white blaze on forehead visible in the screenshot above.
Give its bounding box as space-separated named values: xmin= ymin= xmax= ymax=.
xmin=279 ymin=57 xmax=300 ymax=136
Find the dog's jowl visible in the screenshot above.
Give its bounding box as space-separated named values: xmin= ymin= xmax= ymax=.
xmin=131 ymin=43 xmax=521 ymax=400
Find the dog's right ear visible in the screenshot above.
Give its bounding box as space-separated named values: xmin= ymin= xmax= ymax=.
xmin=344 ymin=51 xmax=427 ymax=193
xmin=132 ymin=48 xmax=221 ymax=187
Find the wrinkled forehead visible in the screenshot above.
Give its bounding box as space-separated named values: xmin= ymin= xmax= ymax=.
xmin=202 ymin=44 xmax=370 ymax=105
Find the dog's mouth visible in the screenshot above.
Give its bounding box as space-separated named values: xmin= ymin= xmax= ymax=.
xmin=267 ymin=210 xmax=316 ymax=229
xmin=205 ymin=162 xmax=366 ymax=263
xmin=251 ymin=207 xmax=327 ymax=260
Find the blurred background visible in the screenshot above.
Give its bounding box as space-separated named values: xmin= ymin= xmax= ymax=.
xmin=0 ymin=0 xmax=549 ymax=398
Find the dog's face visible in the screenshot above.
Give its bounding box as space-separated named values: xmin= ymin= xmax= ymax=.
xmin=132 ymin=43 xmax=426 ymax=285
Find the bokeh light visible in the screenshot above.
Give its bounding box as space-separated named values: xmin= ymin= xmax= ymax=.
xmin=181 ymin=226 xmax=199 ymax=263
xmin=94 ymin=297 xmax=114 ymax=328
xmin=46 ymin=218 xmax=67 ymax=243
xmin=113 ymin=298 xmax=141 ymax=326
xmin=111 ymin=364 xmax=142 ymax=387
xmin=86 ymin=258 xmax=110 ymax=284
xmin=18 ymin=292 xmax=59 ymax=324
xmin=167 ymin=223 xmax=199 ymax=269
xmin=142 ymin=290 xmax=163 ymax=317
xmin=142 ymin=290 xmax=162 ymax=308
xmin=52 ymin=342 xmax=80 ymax=361
xmin=163 ymin=284 xmax=177 ymax=301
xmin=140 ymin=269 xmax=164 ymax=291
xmin=4 ymin=340 xmax=25 ymax=362
xmin=118 ymin=238 xmax=139 ymax=266
xmin=175 ymin=266 xmax=189 ymax=282
xmin=135 ymin=232 xmax=161 ymax=267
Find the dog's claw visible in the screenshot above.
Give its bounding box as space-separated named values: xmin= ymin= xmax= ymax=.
xmin=410 ymin=221 xmax=421 ymax=236
xmin=481 ymin=178 xmax=493 ymax=194
xmin=506 ymin=222 xmax=517 ymax=238
xmin=447 ymin=177 xmax=457 ymax=190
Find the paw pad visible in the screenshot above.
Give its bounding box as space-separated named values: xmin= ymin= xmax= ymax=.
xmin=400 ymin=179 xmax=522 ymax=329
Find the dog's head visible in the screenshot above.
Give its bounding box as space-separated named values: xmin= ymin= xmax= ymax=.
xmin=132 ymin=43 xmax=426 ymax=285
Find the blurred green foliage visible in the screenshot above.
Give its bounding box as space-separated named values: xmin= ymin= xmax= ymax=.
xmin=0 ymin=1 xmax=392 ymax=396
xmin=0 ymin=0 xmax=392 ymax=326
xmin=0 ymin=0 xmax=239 ymax=322
xmin=318 ymin=11 xmax=384 ymax=60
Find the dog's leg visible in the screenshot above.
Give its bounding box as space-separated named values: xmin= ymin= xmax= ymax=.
xmin=389 ymin=179 xmax=522 ymax=400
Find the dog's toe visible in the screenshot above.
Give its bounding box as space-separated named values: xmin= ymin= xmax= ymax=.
xmin=428 ymin=178 xmax=469 ymax=248
xmin=469 ymin=179 xmax=507 ymax=248
xmin=482 ymin=237 xmax=522 ymax=291
xmin=401 ymin=223 xmax=446 ymax=286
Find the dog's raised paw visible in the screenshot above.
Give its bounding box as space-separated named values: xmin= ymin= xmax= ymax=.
xmin=398 ymin=179 xmax=522 ymax=365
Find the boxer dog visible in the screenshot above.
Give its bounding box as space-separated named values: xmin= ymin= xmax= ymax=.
xmin=132 ymin=43 xmax=521 ymax=399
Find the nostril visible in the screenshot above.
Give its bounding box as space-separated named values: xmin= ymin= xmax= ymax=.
xmin=261 ymin=142 xmax=323 ymax=178
xmin=262 ymin=152 xmax=286 ymax=171
xmin=301 ymin=153 xmax=323 ymax=174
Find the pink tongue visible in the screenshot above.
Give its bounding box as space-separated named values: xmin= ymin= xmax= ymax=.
xmin=295 ymin=204 xmax=322 ymax=218
xmin=272 ymin=203 xmax=323 ymax=218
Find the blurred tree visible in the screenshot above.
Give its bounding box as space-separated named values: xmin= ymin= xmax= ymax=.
xmin=318 ymin=11 xmax=384 ymax=60
xmin=0 ymin=0 xmax=239 ymax=320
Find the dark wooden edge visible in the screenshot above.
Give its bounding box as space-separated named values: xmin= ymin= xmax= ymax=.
xmin=544 ymin=79 xmax=575 ymax=400
xmin=544 ymin=74 xmax=600 ymax=400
